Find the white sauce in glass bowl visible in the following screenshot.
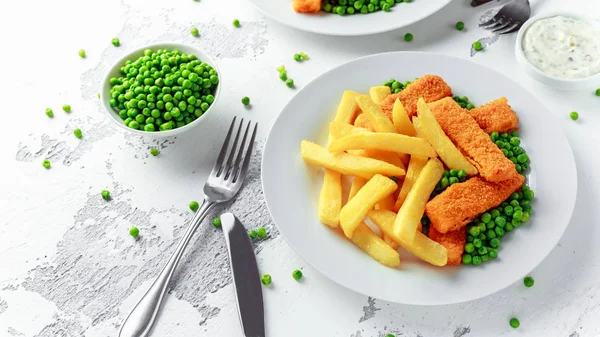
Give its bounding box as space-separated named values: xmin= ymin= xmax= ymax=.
xmin=522 ymin=16 xmax=600 ymax=79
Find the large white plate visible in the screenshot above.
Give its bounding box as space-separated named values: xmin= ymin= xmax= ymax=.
xmin=247 ymin=0 xmax=451 ymax=36
xmin=262 ymin=52 xmax=577 ymax=305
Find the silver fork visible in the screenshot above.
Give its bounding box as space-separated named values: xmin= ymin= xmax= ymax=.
xmin=119 ymin=117 xmax=258 ymax=337
xmin=479 ymin=0 xmax=531 ymax=35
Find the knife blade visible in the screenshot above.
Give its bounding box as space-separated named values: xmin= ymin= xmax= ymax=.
xmin=220 ymin=213 xmax=265 ymax=337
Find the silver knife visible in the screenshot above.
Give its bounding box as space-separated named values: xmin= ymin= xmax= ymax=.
xmin=220 ymin=213 xmax=265 ymax=337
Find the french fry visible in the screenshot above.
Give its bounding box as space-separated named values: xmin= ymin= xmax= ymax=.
xmin=354 ymin=113 xmax=375 ymax=131
xmin=392 ymin=99 xmax=416 ymax=136
xmin=301 ymin=141 xmax=405 ymax=180
xmin=416 ymin=98 xmax=477 ymax=175
xmin=369 ymin=210 xmax=448 ymax=266
xmin=394 ymin=158 xmax=444 ymax=243
xmin=394 ymin=155 xmax=428 ymax=211
xmin=383 ymin=234 xmax=400 ymax=250
xmin=329 ymin=133 xmax=437 ymax=158
xmin=364 ymin=150 xmax=406 ymax=171
xmin=348 ymin=177 xmax=366 ymax=200
xmin=355 ymin=95 xmax=397 ymax=133
xmin=340 ymin=174 xmax=397 ymax=238
xmin=334 ymin=91 xmax=361 ymax=123
xmin=351 ymin=222 xmax=400 ymax=268
xmin=369 ymin=86 xmax=392 ymax=104
xmin=318 ymin=169 xmax=342 ymax=227
xmin=292 ymin=0 xmax=321 ymax=13
xmin=329 ymin=120 xmax=368 ymax=140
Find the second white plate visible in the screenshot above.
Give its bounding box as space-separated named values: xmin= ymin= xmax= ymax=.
xmin=262 ymin=52 xmax=577 ymax=305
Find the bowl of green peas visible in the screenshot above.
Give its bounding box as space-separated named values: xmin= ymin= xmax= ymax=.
xmin=101 ymin=43 xmax=221 ymax=136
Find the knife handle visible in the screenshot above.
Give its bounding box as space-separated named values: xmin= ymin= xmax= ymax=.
xmin=221 ymin=213 xmax=265 ymax=337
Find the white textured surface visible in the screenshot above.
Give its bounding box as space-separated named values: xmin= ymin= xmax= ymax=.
xmin=0 ymin=0 xmax=599 ymax=336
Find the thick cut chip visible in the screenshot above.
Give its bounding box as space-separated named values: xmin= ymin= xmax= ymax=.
xmin=383 ymin=234 xmax=400 ymax=250
xmin=392 ymin=99 xmax=416 ymax=136
xmin=318 ymin=169 xmax=342 ymax=227
xmin=292 ymin=0 xmax=321 ymax=13
xmin=329 ymin=133 xmax=437 ymax=158
xmin=394 ymin=158 xmax=444 ymax=243
xmin=354 ymin=113 xmax=376 ymax=131
xmin=301 ymin=141 xmax=405 ymax=179
xmin=379 ymin=75 xmax=453 ymax=119
xmin=340 ymin=174 xmax=397 ymax=238
xmin=428 ymin=97 xmax=518 ymax=182
xmin=426 ymin=174 xmax=525 ymax=233
xmin=394 ymin=155 xmax=428 ymax=211
xmin=369 ymin=86 xmax=392 ymax=104
xmin=355 ymin=95 xmax=397 ymax=133
xmin=428 ymin=227 xmax=466 ymax=266
xmin=351 ymin=222 xmax=400 ymax=268
xmin=415 ymin=98 xmax=477 ymax=175
xmin=468 ymin=97 xmax=519 ymax=134
xmin=368 ymin=210 xmax=448 ymax=266
xmin=349 ymin=177 xmax=366 ymax=200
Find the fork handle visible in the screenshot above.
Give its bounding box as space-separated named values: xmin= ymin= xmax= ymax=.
xmin=119 ymin=198 xmax=215 ymax=337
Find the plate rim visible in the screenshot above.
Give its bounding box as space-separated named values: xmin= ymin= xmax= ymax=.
xmin=261 ymin=51 xmax=578 ymax=305
xmin=245 ymin=0 xmax=452 ymax=36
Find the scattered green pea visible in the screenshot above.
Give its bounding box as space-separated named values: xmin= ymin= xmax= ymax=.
xmin=261 ymin=274 xmax=272 ymax=286
xmin=509 ymin=318 xmax=520 ymax=329
xmin=191 ymin=27 xmax=199 ymax=37
xmin=112 ymin=38 xmax=121 ymax=47
xmin=150 ymin=148 xmax=160 ymax=156
xmin=285 ymin=78 xmax=295 ymax=88
xmin=257 ymin=227 xmax=267 ymax=238
xmin=292 ymin=270 xmax=303 ymax=280
xmin=101 ymin=190 xmax=111 ymax=200
xmin=73 ymin=128 xmax=83 ymax=139
xmin=596 ymin=88 xmax=600 ymax=96
xmin=62 ymin=104 xmax=71 ymax=113
xmin=249 ymin=230 xmax=258 ymax=239
xmin=42 ymin=159 xmax=51 ymax=169
xmin=189 ymin=201 xmax=199 ymax=212
xmin=45 ymin=108 xmax=54 ymax=118
xmin=456 ymin=21 xmax=465 ymax=31
xmin=472 ymin=41 xmax=483 ymax=51
xmin=233 ymin=19 xmax=240 ymax=27
xmin=129 ymin=226 xmax=139 ymax=238
xmin=211 ymin=217 xmax=222 ymax=228
xmin=241 ymin=96 xmax=250 ymax=105
xmin=524 ymin=276 xmax=534 ymax=287
xmin=404 ymin=33 xmax=413 ymax=42
xmin=293 ymin=54 xmax=302 ymax=62
xmin=570 ymin=111 xmax=579 ymax=121
xmin=78 ymin=49 xmax=86 ymax=58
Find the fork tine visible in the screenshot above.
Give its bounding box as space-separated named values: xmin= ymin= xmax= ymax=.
xmin=481 ymin=17 xmax=506 ymax=29
xmin=490 ymin=19 xmax=513 ymax=33
xmin=478 ymin=14 xmax=498 ymax=27
xmin=222 ymin=118 xmax=244 ymax=179
xmin=494 ymin=21 xmax=520 ymax=34
xmin=233 ymin=122 xmax=258 ymax=184
xmin=211 ymin=117 xmax=237 ymax=177
xmin=231 ymin=120 xmax=251 ymax=177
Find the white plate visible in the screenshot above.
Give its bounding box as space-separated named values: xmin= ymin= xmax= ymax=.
xmin=262 ymin=52 xmax=577 ymax=305
xmin=247 ymin=0 xmax=451 ymax=36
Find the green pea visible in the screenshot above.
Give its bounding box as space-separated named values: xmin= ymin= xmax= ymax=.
xmin=191 ymin=27 xmax=199 ymax=37
xmin=491 ymin=209 xmax=500 ymax=219
xmin=449 ymin=177 xmax=459 ymax=185
xmin=517 ymin=154 xmax=529 ymax=163
xmin=523 ymin=189 xmax=534 ymax=201
xmin=45 ymin=108 xmax=54 ymax=118
xmin=440 ymin=177 xmax=449 ymax=189
xmin=261 ymin=274 xmax=272 ymax=286
xmin=523 ymin=276 xmax=534 ymax=287
xmin=596 ymin=88 xmax=600 ymax=96
xmin=150 ymin=148 xmax=160 ymax=156
xmin=505 ymin=223 xmax=514 ymax=232
xmin=462 ymin=254 xmax=472 ymax=264
xmin=101 ymin=190 xmax=111 ymax=200
xmin=62 ymin=104 xmax=72 ymax=113
xmin=293 ymin=54 xmax=302 ymax=62
xmin=489 ymin=249 xmax=498 ymax=259
xmin=481 ymin=213 xmax=491 ymax=224
xmin=570 ymin=111 xmax=579 ymax=121
xmin=472 ymin=256 xmax=482 ymax=265
xmin=495 ymin=216 xmax=506 ymax=227
xmin=465 ymin=243 xmax=475 ymax=253
xmin=292 ymin=270 xmax=303 ymax=280
xmin=456 ymin=21 xmax=465 ymax=31
xmin=189 ymin=201 xmax=199 ymax=212
xmin=129 ymin=226 xmax=139 ymax=238
xmin=469 ymin=226 xmax=480 ymax=237
xmin=509 ymin=318 xmax=520 ymax=329
xmin=257 ymin=227 xmax=267 ymax=238
xmin=79 ymin=49 xmax=86 ymax=58
xmin=249 ymin=230 xmax=258 ymax=239
xmin=42 ymin=159 xmax=51 ymax=169
xmin=73 ymin=128 xmax=83 ymax=139
xmin=457 ymin=170 xmax=467 ymax=181
xmin=494 ymin=226 xmax=505 ymax=238
xmin=212 ymin=217 xmax=222 ymax=228
xmin=404 ymin=33 xmax=413 ymax=42
xmin=490 ymin=238 xmax=500 ymax=248
xmin=473 ymin=238 xmax=482 ymax=248
xmin=472 ymin=41 xmax=483 ymax=51
xmin=285 ymin=78 xmax=295 ymax=88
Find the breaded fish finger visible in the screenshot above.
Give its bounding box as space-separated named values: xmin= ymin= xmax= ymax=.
xmin=429 ymin=97 xmax=518 ymax=182
xmin=428 ymin=227 xmax=466 ymax=266
xmin=468 ymin=97 xmax=519 ymax=134
xmin=379 ymin=75 xmax=453 ymax=120
xmin=426 ymin=174 xmax=525 ymax=234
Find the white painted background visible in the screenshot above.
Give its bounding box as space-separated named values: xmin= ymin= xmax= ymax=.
xmin=1 ymin=0 xmax=599 ymax=336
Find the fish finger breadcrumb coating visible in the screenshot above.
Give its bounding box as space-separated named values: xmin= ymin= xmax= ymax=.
xmin=428 ymin=97 xmax=518 ymax=182
xmin=468 ymin=97 xmax=519 ymax=134
xmin=428 ymin=227 xmax=466 ymax=266
xmin=426 ymin=174 xmax=525 ymax=234
xmin=378 ymin=75 xmax=453 ymax=120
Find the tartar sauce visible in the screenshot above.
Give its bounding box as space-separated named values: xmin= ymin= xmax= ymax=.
xmin=522 ymin=16 xmax=600 ymax=79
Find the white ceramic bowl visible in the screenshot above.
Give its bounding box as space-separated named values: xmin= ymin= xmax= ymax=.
xmin=101 ymin=43 xmax=221 ymax=137
xmin=515 ymin=12 xmax=600 ymax=91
